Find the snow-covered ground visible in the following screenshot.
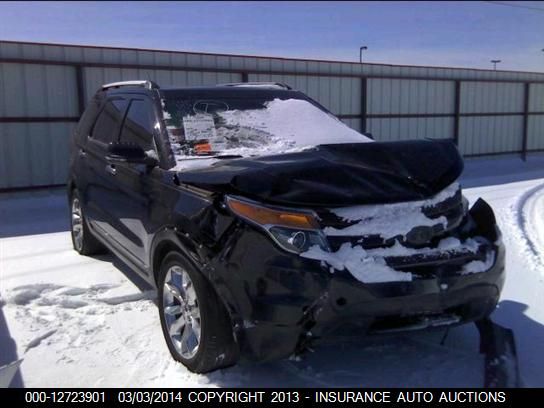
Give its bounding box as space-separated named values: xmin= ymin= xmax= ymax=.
xmin=1 ymin=154 xmax=543 ymax=388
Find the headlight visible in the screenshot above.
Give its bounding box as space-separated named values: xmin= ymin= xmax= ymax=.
xmin=226 ymin=196 xmax=330 ymax=254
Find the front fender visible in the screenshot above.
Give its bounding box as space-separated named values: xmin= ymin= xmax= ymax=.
xmin=149 ymin=226 xmax=243 ymax=332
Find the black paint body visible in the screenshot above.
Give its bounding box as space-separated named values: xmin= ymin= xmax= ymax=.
xmin=68 ymin=85 xmax=505 ymax=361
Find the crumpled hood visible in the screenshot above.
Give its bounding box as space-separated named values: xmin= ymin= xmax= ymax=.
xmin=176 ymin=139 xmax=464 ymax=208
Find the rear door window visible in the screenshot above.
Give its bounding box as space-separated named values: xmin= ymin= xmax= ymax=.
xmin=120 ymin=98 xmax=157 ymax=151
xmin=90 ymin=99 xmax=126 ymax=144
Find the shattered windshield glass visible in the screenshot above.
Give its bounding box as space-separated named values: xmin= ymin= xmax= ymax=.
xmin=161 ymin=96 xmax=371 ymax=169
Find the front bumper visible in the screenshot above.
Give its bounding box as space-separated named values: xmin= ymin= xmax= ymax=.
xmin=208 ymin=198 xmax=505 ymax=362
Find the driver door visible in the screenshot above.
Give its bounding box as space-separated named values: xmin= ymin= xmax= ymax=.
xmin=106 ymin=97 xmax=161 ymax=266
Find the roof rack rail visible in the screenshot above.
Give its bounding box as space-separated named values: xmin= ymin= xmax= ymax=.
xmin=102 ymin=80 xmax=160 ymax=91
xmin=218 ymin=82 xmax=292 ymax=90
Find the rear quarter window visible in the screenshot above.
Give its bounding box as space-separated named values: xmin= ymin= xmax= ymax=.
xmin=90 ymin=99 xmax=126 ymax=144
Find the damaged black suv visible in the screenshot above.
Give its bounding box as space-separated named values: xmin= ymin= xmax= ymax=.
xmin=68 ymin=80 xmax=505 ymax=373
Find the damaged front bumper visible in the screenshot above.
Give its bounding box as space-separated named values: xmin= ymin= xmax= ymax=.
xmin=210 ymin=198 xmax=505 ymax=362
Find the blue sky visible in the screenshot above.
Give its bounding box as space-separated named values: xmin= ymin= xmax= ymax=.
xmin=1 ymin=1 xmax=543 ymax=72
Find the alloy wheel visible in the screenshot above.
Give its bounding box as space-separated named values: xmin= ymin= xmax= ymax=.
xmin=162 ymin=265 xmax=202 ymax=359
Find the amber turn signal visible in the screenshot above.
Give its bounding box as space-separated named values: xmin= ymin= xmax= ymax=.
xmin=227 ymin=198 xmax=319 ymax=229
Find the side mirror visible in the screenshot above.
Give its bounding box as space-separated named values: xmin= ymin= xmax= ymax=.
xmin=106 ymin=142 xmax=158 ymax=167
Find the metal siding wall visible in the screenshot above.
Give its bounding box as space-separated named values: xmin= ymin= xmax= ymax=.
xmin=340 ymin=118 xmax=362 ymax=133
xmin=367 ymin=117 xmax=453 ymax=142
xmin=366 ymin=79 xmax=454 ymax=141
xmin=458 ymin=82 xmax=525 ymax=155
xmin=0 ymin=62 xmax=78 ymax=188
xmin=3 ymin=41 xmax=544 ymax=189
xmin=528 ymin=116 xmax=544 ymax=150
xmin=0 ymin=122 xmax=75 ymax=188
xmin=83 ymin=67 xmax=241 ymax=105
xmin=247 ymin=73 xmax=360 ymax=116
xmin=3 ymin=41 xmax=544 ymax=82
xmin=460 ymin=82 xmax=524 ymax=113
xmin=529 ymin=84 xmax=544 ymax=112
xmin=528 ymin=84 xmax=544 ymax=150
xmin=368 ymin=79 xmax=454 ymax=114
xmin=0 ymin=63 xmax=78 ymax=116
xmin=458 ymin=116 xmax=523 ymax=155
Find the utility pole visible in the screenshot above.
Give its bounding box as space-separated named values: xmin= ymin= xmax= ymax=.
xmin=491 ymin=59 xmax=501 ymax=70
xmin=359 ymin=46 xmax=368 ymax=63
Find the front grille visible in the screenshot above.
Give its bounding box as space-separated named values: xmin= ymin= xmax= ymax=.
xmin=385 ymin=241 xmax=489 ymax=271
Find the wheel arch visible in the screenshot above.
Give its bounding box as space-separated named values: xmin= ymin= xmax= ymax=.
xmin=150 ymin=228 xmax=242 ymax=330
xmin=150 ymin=228 xmax=200 ymax=287
xmin=152 ymin=239 xmax=184 ymax=287
xmin=67 ymin=179 xmax=77 ymax=199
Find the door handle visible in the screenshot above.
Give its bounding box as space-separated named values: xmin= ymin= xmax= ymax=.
xmin=105 ymin=164 xmax=117 ymax=176
xmin=78 ymin=149 xmax=87 ymax=158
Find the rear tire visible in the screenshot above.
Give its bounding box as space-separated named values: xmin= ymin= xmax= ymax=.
xmin=158 ymin=251 xmax=238 ymax=373
xmin=70 ymin=189 xmax=105 ymax=256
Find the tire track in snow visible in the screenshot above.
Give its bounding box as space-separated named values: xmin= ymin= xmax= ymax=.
xmin=515 ymin=182 xmax=544 ymax=270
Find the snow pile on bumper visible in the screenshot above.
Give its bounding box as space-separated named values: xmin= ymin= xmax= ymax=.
xmin=301 ymin=185 xmax=499 ymax=284
xmin=302 ymin=242 xmax=413 ymax=283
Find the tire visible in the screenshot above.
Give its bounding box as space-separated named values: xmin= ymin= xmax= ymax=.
xmin=158 ymin=251 xmax=238 ymax=373
xmin=70 ymin=189 xmax=105 ymax=256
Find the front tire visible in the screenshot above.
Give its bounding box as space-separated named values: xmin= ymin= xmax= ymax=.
xmin=70 ymin=190 xmax=104 ymax=256
xmin=158 ymin=251 xmax=238 ymax=373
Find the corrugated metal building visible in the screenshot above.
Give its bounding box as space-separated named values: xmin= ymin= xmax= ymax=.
xmin=1 ymin=40 xmax=543 ymax=189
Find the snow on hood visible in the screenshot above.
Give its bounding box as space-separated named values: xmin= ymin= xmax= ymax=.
xmin=324 ymin=182 xmax=460 ymax=239
xmin=167 ymin=98 xmax=371 ymax=171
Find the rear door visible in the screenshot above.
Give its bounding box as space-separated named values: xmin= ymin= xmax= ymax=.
xmin=105 ymin=96 xmax=161 ymax=265
xmin=83 ymin=97 xmax=127 ymax=240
